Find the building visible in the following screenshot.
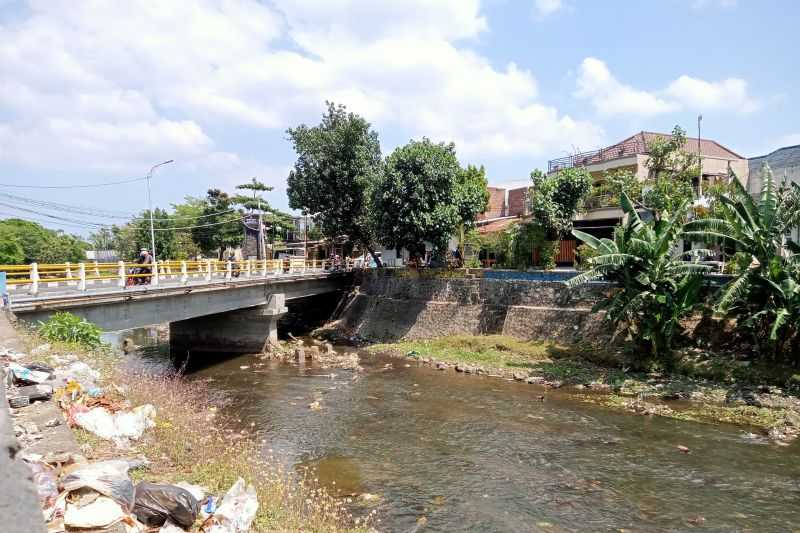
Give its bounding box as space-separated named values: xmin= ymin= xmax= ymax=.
xmin=547 ymin=130 xmax=748 ymax=238
xmin=748 ymin=144 xmax=800 ymax=242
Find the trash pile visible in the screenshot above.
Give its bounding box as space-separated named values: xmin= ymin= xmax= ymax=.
xmin=23 ymin=454 xmax=257 ymax=532
xmin=262 ymin=337 xmax=363 ymax=371
xmin=3 ymin=343 xmax=259 ymax=532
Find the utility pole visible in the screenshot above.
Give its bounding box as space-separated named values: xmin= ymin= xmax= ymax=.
xmin=146 ymin=159 xmax=174 ymax=259
xmin=697 ymin=115 xmax=703 ymax=197
xmin=304 ymin=214 xmax=308 ymax=260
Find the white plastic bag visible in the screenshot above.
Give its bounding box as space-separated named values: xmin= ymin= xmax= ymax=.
xmin=62 ymin=459 xmax=136 ymax=510
xmin=74 ymin=404 xmax=156 ymax=447
xmin=206 ymin=478 xmax=258 ymax=533
xmin=64 ymin=496 xmax=125 ymax=529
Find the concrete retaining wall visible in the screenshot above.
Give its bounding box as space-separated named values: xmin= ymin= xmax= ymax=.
xmin=340 ymin=271 xmax=611 ymax=343
xmin=0 ymin=312 xmax=47 ymax=533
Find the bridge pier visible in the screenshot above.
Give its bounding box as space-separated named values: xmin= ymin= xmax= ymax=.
xmin=169 ymin=293 xmax=288 ymax=355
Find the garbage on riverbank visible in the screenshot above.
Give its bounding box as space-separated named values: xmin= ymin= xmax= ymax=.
xmin=261 ymin=337 xmax=362 ymax=371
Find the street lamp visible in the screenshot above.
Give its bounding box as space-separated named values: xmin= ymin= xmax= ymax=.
xmin=146 ymin=159 xmax=174 ymax=259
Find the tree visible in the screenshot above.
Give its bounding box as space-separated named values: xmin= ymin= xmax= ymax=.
xmin=232 ymin=177 xmax=274 ymax=212
xmin=642 ymin=126 xmax=699 ymax=217
xmin=682 ymin=164 xmax=800 ymax=356
xmin=88 ymin=228 xmax=115 ymax=250
xmin=371 ymin=138 xmax=472 ymax=258
xmin=567 ymin=194 xmax=712 ymax=367
xmin=170 ymin=197 xmax=204 ymax=260
xmin=0 ymin=226 xmax=24 ymax=264
xmin=454 ymin=165 xmax=490 ymax=258
xmin=191 ymin=189 xmax=243 ymax=259
xmin=287 ymin=102 xmax=383 ymax=265
xmin=529 ymin=167 xmax=592 ymax=240
xmin=0 ymin=219 xmax=87 ymax=263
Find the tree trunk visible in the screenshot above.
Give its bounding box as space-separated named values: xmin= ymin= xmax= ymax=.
xmin=366 ymin=245 xmax=383 ymax=268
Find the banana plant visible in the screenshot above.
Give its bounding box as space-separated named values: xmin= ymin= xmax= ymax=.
xmin=682 ymin=164 xmax=800 ymax=356
xmin=566 ymin=193 xmax=712 ymax=367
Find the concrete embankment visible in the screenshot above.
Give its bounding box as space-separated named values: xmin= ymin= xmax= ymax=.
xmin=0 ymin=312 xmax=48 ymax=533
xmin=337 ymin=270 xmax=611 ymax=343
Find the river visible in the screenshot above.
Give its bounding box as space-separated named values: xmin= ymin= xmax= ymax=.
xmin=114 ymin=328 xmax=800 ymax=532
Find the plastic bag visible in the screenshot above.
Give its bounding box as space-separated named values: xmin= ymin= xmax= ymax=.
xmin=8 ymin=362 xmax=52 ymax=384
xmin=26 ymin=461 xmax=59 ymax=508
xmin=205 ymin=478 xmax=258 ymax=533
xmin=74 ymin=404 xmax=156 ymax=447
xmin=64 ymin=496 xmax=125 ymax=529
xmin=62 ymin=460 xmax=136 ymax=511
xmin=133 ymin=482 xmax=199 ymax=529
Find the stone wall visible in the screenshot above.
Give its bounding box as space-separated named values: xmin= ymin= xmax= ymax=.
xmin=339 ymin=271 xmax=611 ymax=343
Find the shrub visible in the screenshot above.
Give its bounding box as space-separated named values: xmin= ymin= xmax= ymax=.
xmin=39 ymin=312 xmax=103 ymax=348
xmin=574 ymin=242 xmax=598 ymax=271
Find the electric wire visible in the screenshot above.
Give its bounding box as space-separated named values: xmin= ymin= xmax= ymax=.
xmin=0 ymin=175 xmax=149 ymax=189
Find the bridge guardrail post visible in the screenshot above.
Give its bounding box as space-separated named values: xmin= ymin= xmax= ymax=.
xmin=117 ymin=261 xmax=126 ymax=288
xmin=205 ymin=259 xmax=212 ymax=282
xmin=94 ymin=261 xmax=100 ymax=278
xmin=244 ymin=259 xmax=251 ymax=278
xmin=65 ymin=261 xmax=72 ymax=281
xmin=151 ymin=260 xmax=159 ymax=286
xmin=261 ymin=259 xmax=267 ymax=277
xmin=225 ymin=261 xmax=232 ymax=280
xmin=28 ymin=263 xmax=39 ymax=296
xmin=180 ymin=261 xmax=188 ymax=285
xmin=78 ymin=263 xmax=86 ymax=292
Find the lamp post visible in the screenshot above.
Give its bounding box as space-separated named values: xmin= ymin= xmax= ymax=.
xmin=697 ymin=115 xmax=703 ymax=197
xmin=146 ymin=160 xmax=174 ymax=259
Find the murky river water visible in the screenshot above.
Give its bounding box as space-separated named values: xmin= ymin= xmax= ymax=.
xmin=115 ymin=329 xmax=800 ymax=532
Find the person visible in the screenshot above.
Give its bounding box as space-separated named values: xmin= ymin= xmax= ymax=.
xmin=136 ymin=248 xmax=152 ymax=285
xmin=228 ymin=252 xmax=240 ymax=278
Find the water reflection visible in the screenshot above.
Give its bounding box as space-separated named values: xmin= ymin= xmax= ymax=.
xmin=112 ymin=328 xmax=800 ymax=532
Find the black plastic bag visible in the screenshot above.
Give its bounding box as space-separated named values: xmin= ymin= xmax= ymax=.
xmin=133 ymin=482 xmax=199 ymax=529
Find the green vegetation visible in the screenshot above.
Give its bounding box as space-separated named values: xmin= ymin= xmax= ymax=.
xmin=568 ymin=194 xmax=711 ymax=367
xmin=683 ymin=165 xmax=800 ymax=357
xmin=529 ymin=166 xmax=592 ymax=241
xmin=372 ymin=138 xmax=488 ymax=260
xmin=287 ymin=102 xmax=384 ymax=265
xmin=371 ymin=335 xmax=554 ymax=367
xmin=0 ymin=218 xmax=88 ymax=264
xmin=38 ymin=311 xmax=103 ymax=348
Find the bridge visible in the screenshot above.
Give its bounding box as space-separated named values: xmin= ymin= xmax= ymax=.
xmin=2 ymin=258 xmax=353 ymax=353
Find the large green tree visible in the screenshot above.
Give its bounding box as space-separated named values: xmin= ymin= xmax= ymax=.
xmin=0 ymin=226 xmax=24 ymax=264
xmin=372 ymin=138 xmax=476 ymax=258
xmin=0 ymin=219 xmax=87 ymax=263
xmin=287 ymin=102 xmax=383 ymax=264
xmin=191 ymin=189 xmax=243 ymax=259
xmin=529 ymin=167 xmax=592 ymax=243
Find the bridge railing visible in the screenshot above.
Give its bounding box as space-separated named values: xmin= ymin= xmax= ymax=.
xmin=0 ymin=258 xmax=351 ymax=296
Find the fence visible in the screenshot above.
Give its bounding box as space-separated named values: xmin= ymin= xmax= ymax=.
xmin=0 ymin=258 xmax=351 ymax=296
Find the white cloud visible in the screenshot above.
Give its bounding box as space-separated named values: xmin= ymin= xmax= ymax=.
xmin=575 ymin=57 xmax=758 ymax=116
xmin=0 ymin=0 xmax=604 ymax=182
xmin=534 ymin=0 xmax=563 ymax=17
xmin=665 ymin=75 xmax=759 ymax=113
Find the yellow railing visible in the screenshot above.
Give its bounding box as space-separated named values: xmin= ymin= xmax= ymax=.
xmin=0 ymin=257 xmax=351 ymax=296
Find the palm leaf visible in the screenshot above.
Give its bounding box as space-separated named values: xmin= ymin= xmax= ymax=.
xmin=770 ymin=308 xmax=789 ymax=341
xmin=716 ymin=273 xmax=751 ymax=314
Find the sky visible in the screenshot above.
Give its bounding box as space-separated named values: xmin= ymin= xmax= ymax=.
xmin=0 ymin=0 xmax=797 ymax=235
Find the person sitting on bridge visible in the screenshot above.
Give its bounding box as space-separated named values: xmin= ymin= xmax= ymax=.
xmin=137 ymin=248 xmax=152 ymax=285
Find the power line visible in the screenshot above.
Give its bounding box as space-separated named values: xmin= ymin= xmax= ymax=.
xmin=0 ymin=202 xmax=112 ymax=228
xmin=0 ymin=175 xmax=149 ymax=189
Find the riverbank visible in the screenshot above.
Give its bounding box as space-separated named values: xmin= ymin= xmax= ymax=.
xmin=366 ymin=335 xmax=800 ymax=442
xmin=9 ymin=324 xmax=373 ymax=532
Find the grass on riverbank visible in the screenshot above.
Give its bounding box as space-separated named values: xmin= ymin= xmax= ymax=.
xmin=367 ymin=334 xmax=800 ymax=433
xmin=18 ymin=331 xmax=373 ymax=533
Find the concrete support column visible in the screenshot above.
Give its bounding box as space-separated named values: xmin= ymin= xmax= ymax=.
xmin=151 ymin=260 xmax=159 ymax=286
xmin=180 ymin=261 xmax=188 ymax=285
xmin=117 ymin=261 xmax=126 ymax=288
xmin=169 ymin=293 xmax=288 ymax=354
xmin=205 ymin=259 xmax=212 ymax=282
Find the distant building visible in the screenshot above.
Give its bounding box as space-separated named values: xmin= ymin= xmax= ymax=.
xmin=748 ymin=144 xmax=800 ymax=242
xmin=547 ymin=131 xmax=747 ymax=235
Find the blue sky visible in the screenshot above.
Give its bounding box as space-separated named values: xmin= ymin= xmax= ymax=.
xmin=0 ymin=0 xmax=797 ymax=235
